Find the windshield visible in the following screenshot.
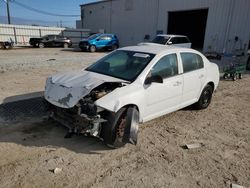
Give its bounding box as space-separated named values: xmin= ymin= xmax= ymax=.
xmin=88 ymin=34 xmax=99 ymax=40
xmin=86 ymin=50 xmax=155 ymax=81
xmin=152 ymin=36 xmax=170 ymax=44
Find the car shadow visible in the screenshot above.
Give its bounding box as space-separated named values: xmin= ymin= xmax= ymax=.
xmin=60 ymin=47 xmax=83 ymax=53
xmin=60 ymin=47 xmax=109 ymax=54
xmin=0 ymin=93 xmax=110 ymax=154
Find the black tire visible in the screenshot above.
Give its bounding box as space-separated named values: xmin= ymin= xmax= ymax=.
xmin=223 ymin=73 xmax=228 ymax=79
xmin=111 ymin=44 xmax=118 ymax=51
xmin=246 ymin=57 xmax=250 ymax=70
xmin=39 ymin=43 xmax=45 ymax=48
xmin=195 ymin=85 xmax=213 ymax=110
xmin=239 ymin=73 xmax=242 ymax=79
xmin=232 ymin=73 xmax=237 ymax=81
xmin=89 ymin=45 xmax=96 ymax=52
xmin=102 ymin=107 xmax=139 ymax=148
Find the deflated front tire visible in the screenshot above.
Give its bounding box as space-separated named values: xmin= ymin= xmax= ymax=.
xmin=102 ymin=106 xmax=139 ymax=148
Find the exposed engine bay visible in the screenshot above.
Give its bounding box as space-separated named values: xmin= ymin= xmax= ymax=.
xmin=48 ymin=82 xmax=123 ymax=137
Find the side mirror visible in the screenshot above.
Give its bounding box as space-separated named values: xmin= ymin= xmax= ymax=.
xmin=96 ymin=38 xmax=100 ymax=41
xmin=167 ymin=41 xmax=173 ymax=45
xmin=145 ymin=75 xmax=163 ymax=85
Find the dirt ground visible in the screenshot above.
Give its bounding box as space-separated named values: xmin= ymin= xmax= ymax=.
xmin=0 ymin=48 xmax=249 ymax=188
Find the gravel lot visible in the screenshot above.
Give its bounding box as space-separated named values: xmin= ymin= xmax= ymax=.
xmin=0 ymin=47 xmax=249 ymax=188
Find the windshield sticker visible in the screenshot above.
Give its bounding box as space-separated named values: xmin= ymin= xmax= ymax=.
xmin=133 ymin=53 xmax=150 ymax=58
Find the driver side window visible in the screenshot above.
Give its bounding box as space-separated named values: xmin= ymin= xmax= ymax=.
xmin=151 ymin=54 xmax=178 ymax=79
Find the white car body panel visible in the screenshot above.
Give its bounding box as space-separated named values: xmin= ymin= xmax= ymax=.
xmin=148 ymin=34 xmax=192 ymax=48
xmin=173 ymin=43 xmax=192 ymax=48
xmin=45 ymin=45 xmax=219 ymax=123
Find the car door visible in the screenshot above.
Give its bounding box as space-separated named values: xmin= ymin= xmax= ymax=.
xmin=44 ymin=35 xmax=55 ymax=46
xmin=54 ymin=35 xmax=64 ymax=47
xmin=180 ymin=52 xmax=206 ymax=106
xmin=144 ymin=53 xmax=183 ymax=120
xmin=95 ymin=35 xmax=109 ymax=48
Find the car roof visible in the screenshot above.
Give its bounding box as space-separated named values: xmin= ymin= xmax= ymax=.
xmin=94 ymin=33 xmax=115 ymax=36
xmin=120 ymin=45 xmax=198 ymax=55
xmin=157 ymin=34 xmax=188 ymax=38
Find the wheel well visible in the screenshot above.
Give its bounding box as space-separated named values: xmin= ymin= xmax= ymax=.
xmin=119 ymin=104 xmax=140 ymax=121
xmin=207 ymin=82 xmax=215 ymax=92
xmin=121 ymin=104 xmax=139 ymax=112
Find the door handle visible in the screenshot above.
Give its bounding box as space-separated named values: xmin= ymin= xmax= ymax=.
xmin=173 ymin=81 xmax=182 ymax=86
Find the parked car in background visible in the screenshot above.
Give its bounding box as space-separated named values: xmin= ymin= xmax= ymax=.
xmin=29 ymin=35 xmax=72 ymax=48
xmin=79 ymin=33 xmax=119 ymax=52
xmin=0 ymin=40 xmax=14 ymax=49
xmin=149 ymin=34 xmax=192 ymax=48
xmin=44 ymin=45 xmax=219 ymax=148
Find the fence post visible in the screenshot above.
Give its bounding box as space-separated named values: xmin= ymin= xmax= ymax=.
xmin=13 ymin=27 xmax=17 ymax=44
xmin=39 ymin=29 xmax=42 ymax=37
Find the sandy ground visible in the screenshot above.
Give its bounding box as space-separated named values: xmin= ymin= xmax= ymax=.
xmin=0 ymin=48 xmax=249 ymax=188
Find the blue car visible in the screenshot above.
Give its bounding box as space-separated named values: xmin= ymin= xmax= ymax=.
xmin=79 ymin=33 xmax=119 ymax=52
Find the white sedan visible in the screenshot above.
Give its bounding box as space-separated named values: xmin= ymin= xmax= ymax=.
xmin=44 ymin=45 xmax=219 ymax=148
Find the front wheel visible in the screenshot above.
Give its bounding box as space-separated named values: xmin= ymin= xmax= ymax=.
xmin=195 ymin=85 xmax=213 ymax=110
xmin=89 ymin=45 xmax=96 ymax=52
xmin=102 ymin=107 xmax=139 ymax=148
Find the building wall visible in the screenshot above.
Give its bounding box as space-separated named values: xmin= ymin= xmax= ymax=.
xmin=81 ymin=0 xmax=250 ymax=53
xmin=82 ymin=1 xmax=112 ymax=33
xmin=157 ymin=0 xmax=250 ymax=53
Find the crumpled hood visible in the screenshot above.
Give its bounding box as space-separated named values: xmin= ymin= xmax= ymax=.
xmin=44 ymin=70 xmax=126 ymax=108
xmin=51 ymin=71 xmax=101 ymax=88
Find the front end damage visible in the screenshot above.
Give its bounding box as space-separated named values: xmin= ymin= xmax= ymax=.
xmin=44 ymin=71 xmax=138 ymax=146
xmin=47 ymin=82 xmax=120 ymax=137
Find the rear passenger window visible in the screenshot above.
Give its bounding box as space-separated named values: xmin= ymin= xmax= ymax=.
xmin=181 ymin=53 xmax=204 ymax=73
xmin=179 ymin=37 xmax=189 ymax=43
xmin=151 ymin=54 xmax=178 ymax=78
xmin=170 ymin=37 xmax=179 ymax=44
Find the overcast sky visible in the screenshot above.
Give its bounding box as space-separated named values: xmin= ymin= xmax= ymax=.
xmin=0 ymin=0 xmax=98 ymax=27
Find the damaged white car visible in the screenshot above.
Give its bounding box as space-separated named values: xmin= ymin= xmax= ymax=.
xmin=44 ymin=45 xmax=219 ymax=148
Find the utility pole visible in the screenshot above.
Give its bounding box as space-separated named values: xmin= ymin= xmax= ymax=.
xmin=3 ymin=0 xmax=11 ymax=24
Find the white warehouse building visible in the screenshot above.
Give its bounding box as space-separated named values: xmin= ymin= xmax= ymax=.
xmin=80 ymin=0 xmax=250 ymax=53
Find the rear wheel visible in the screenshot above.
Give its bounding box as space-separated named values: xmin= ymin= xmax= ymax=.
xmin=195 ymin=85 xmax=213 ymax=110
xmin=89 ymin=45 xmax=96 ymax=52
xmin=63 ymin=43 xmax=69 ymax=48
xmin=39 ymin=43 xmax=45 ymax=48
xmin=102 ymin=107 xmax=139 ymax=148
